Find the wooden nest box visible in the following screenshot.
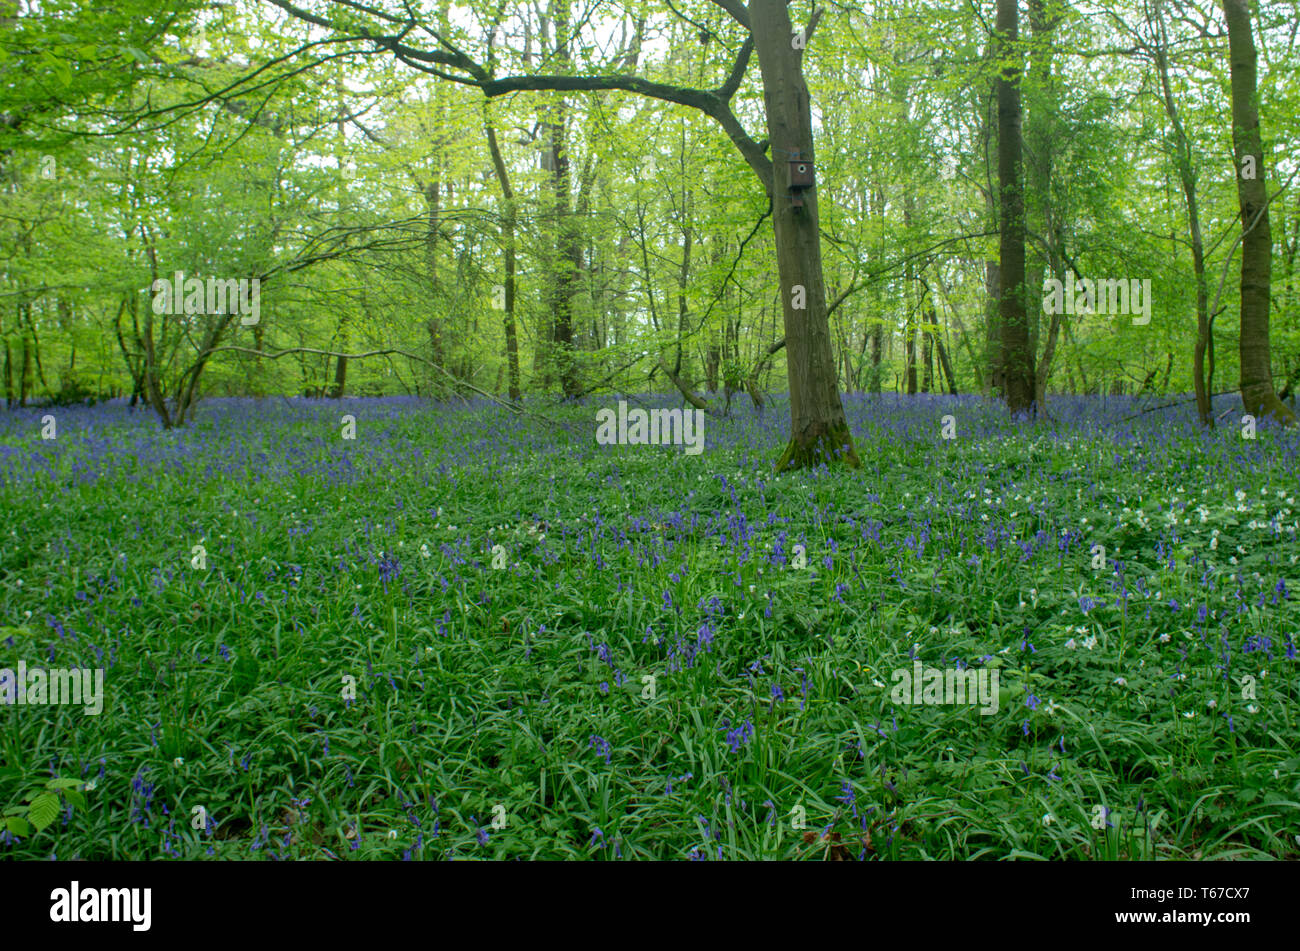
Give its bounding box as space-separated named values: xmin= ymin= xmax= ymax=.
xmin=788 ymin=150 xmax=814 ymax=208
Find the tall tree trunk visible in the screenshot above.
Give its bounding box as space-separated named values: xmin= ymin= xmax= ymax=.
xmin=904 ymin=195 xmax=918 ymax=396
xmin=18 ymin=335 xmax=30 ymax=406
xmin=996 ymin=0 xmax=1035 ymax=413
xmin=935 ymin=332 xmax=959 ymax=394
xmin=1025 ymin=0 xmax=1061 ymax=409
xmin=981 ymin=76 xmax=1002 ymax=396
xmin=869 ymin=321 xmax=883 ymax=394
xmin=1149 ymin=4 xmax=1212 ymax=425
xmin=707 ymin=237 xmax=723 ymax=393
xmin=868 ymin=185 xmax=885 ymax=394
xmin=2 ymin=335 xmax=11 ymax=408
xmin=984 ymin=259 xmax=1001 ymax=395
xmin=329 ymin=76 xmax=350 ymax=400
xmin=545 ymin=107 xmax=580 ymax=399
xmin=675 ymin=193 xmax=694 ymax=378
xmin=424 ymin=176 xmax=445 ymax=379
xmin=541 ymin=1 xmax=582 ymax=399
xmin=934 ymin=267 xmax=983 ymax=392
xmin=905 ymin=323 xmax=918 ymax=395
xmin=1222 ymin=0 xmax=1295 ymax=424
xmin=134 ymin=280 xmax=173 ymax=428
xmin=751 ymin=0 xmax=859 ymax=469
xmin=922 ymin=331 xmax=934 ymax=393
xmin=17 ymin=302 xmax=47 ymax=398
xmin=485 ymin=107 xmax=522 ymax=401
xmin=1034 ymin=304 xmax=1062 ymax=407
xmin=331 ymin=351 xmax=348 ymax=398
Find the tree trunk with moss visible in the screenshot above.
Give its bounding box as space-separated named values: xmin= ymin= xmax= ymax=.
xmin=996 ymin=0 xmax=1035 ymax=414
xmin=751 ymin=0 xmax=859 ymax=470
xmin=1223 ymin=0 xmax=1296 ymax=425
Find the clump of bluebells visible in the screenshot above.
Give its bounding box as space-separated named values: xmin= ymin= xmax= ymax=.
xmin=722 ymin=718 xmax=755 ymax=754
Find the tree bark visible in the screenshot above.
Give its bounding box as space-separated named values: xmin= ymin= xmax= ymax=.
xmin=904 ymin=194 xmax=918 ymax=396
xmin=922 ymin=331 xmax=934 ymax=393
xmin=934 ymin=266 xmax=982 ymax=392
xmin=423 ymin=176 xmax=445 ymax=379
xmin=996 ymin=0 xmax=1035 ymax=413
xmin=1026 ymin=0 xmax=1061 ymax=410
xmin=540 ymin=1 xmax=583 ymax=400
xmin=484 ymin=107 xmax=522 ymax=401
xmin=869 ymin=321 xmax=883 ymax=394
xmin=2 ymin=336 xmax=11 ymax=408
xmin=935 ymin=332 xmax=959 ymax=394
xmin=1146 ymin=4 xmax=1212 ymax=425
xmin=981 ymin=78 xmax=1002 ymax=397
xmin=675 ymin=193 xmax=694 ymax=378
xmin=1222 ymin=0 xmax=1295 ymax=424
xmin=751 ymin=0 xmax=859 ymax=469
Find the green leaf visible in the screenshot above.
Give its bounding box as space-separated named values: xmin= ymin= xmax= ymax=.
xmin=45 ymin=778 xmax=84 ymax=791
xmin=28 ymin=793 xmax=60 ymax=832
xmin=62 ymin=790 xmax=88 ymax=811
xmin=4 ymin=816 xmax=31 ymax=837
xmin=41 ymin=50 xmax=72 ymax=86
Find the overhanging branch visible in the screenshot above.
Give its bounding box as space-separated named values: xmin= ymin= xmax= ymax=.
xmin=710 ymin=0 xmax=752 ymax=31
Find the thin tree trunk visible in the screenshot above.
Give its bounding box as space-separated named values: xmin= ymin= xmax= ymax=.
xmin=934 ymin=266 xmax=983 ymax=392
xmin=485 ymin=107 xmax=522 ymax=401
xmin=869 ymin=322 xmax=883 ymax=394
xmin=1025 ymin=0 xmax=1059 ymax=408
xmin=675 ymin=194 xmax=693 ymax=378
xmin=424 ymin=176 xmax=445 ymax=378
xmin=922 ymin=331 xmax=935 ymax=393
xmin=981 ymin=76 xmax=1002 ymax=397
xmin=2 ymin=336 xmax=11 ymax=408
xmin=996 ymin=0 xmax=1034 ymax=413
xmin=935 ymin=333 xmax=959 ymax=394
xmin=1150 ymin=5 xmax=1213 ymax=425
xmin=984 ymin=260 xmax=1001 ymax=395
xmin=332 ymin=351 xmax=348 ymax=398
xmin=18 ymin=336 xmax=30 ymax=406
xmin=906 ymin=322 xmax=918 ymax=394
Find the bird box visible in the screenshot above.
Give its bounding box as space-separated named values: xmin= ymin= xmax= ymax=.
xmin=789 ymin=152 xmax=815 ymax=189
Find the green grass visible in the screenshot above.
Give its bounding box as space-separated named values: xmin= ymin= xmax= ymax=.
xmin=1 ymin=394 xmax=1298 ymax=860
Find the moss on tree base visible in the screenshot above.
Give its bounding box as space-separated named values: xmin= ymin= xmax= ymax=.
xmin=774 ymin=421 xmax=861 ymax=472
xmin=1244 ymin=392 xmax=1298 ymax=427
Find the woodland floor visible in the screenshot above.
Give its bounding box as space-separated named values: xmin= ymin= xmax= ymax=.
xmin=1 ymin=392 xmax=1298 ymax=859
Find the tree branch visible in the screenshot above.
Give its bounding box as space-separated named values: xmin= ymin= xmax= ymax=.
xmin=710 ymin=0 xmax=753 ymax=31
xmin=657 ymin=360 xmax=723 ymax=416
xmin=718 ymin=36 xmax=755 ymax=101
xmin=804 ymin=6 xmax=824 ymax=46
